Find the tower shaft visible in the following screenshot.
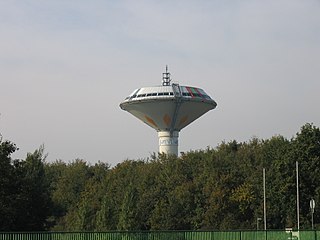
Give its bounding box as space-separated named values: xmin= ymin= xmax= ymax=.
xmin=158 ymin=131 xmax=179 ymax=156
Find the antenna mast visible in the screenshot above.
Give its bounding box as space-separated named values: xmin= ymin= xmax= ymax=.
xmin=162 ymin=65 xmax=171 ymax=86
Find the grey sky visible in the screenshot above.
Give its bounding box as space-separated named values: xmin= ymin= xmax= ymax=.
xmin=1 ymin=0 xmax=319 ymax=166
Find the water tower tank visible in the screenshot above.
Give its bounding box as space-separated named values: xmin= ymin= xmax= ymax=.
xmin=120 ymin=67 xmax=217 ymax=156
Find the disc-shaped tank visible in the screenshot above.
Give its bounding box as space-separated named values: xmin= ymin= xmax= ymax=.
xmin=119 ymin=68 xmax=217 ymax=155
xmin=120 ymin=85 xmax=216 ymax=131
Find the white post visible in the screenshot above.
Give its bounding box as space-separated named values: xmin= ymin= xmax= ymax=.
xmin=158 ymin=131 xmax=179 ymax=156
xmin=296 ymin=161 xmax=300 ymax=231
xmin=263 ymin=168 xmax=267 ymax=230
xmin=310 ymin=199 xmax=315 ymax=230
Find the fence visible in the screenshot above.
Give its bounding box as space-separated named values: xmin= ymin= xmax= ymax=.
xmin=0 ymin=230 xmax=319 ymax=240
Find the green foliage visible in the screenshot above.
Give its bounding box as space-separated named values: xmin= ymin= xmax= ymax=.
xmin=117 ymin=183 xmax=139 ymax=230
xmin=18 ymin=146 xmax=51 ymax=230
xmin=48 ymin=160 xmax=109 ymax=231
xmin=291 ymin=124 xmax=320 ymax=228
xmin=0 ymin=142 xmax=50 ymax=230
xmin=1 ymin=123 xmax=320 ymax=231
xmin=0 ymin=140 xmax=18 ymax=230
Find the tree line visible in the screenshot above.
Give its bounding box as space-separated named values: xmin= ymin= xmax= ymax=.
xmin=0 ymin=123 xmax=319 ymax=231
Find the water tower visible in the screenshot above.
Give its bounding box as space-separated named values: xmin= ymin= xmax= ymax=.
xmin=120 ymin=67 xmax=217 ymax=156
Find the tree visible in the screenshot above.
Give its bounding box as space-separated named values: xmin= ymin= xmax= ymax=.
xmin=1 ymin=123 xmax=316 ymax=231
xmin=0 ymin=140 xmax=18 ymax=230
xmin=290 ymin=123 xmax=320 ymax=229
xmin=150 ymin=155 xmax=196 ymax=230
xmin=63 ymin=162 xmax=110 ymax=231
xmin=50 ymin=159 xmax=91 ymax=230
xmin=262 ymin=136 xmax=291 ymax=229
xmin=96 ymin=193 xmax=117 ymax=231
xmin=16 ymin=146 xmax=51 ymax=230
xmin=117 ymin=183 xmax=139 ymax=230
xmin=0 ymin=141 xmax=51 ymax=230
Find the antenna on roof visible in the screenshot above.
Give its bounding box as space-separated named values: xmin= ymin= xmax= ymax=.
xmin=162 ymin=65 xmax=171 ymax=86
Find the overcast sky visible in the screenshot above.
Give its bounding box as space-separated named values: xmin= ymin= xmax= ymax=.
xmin=1 ymin=0 xmax=319 ymax=166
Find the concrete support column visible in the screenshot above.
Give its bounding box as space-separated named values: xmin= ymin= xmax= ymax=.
xmin=158 ymin=131 xmax=179 ymax=156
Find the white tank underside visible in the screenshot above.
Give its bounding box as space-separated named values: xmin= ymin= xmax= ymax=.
xmin=120 ymin=84 xmax=217 ymax=156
